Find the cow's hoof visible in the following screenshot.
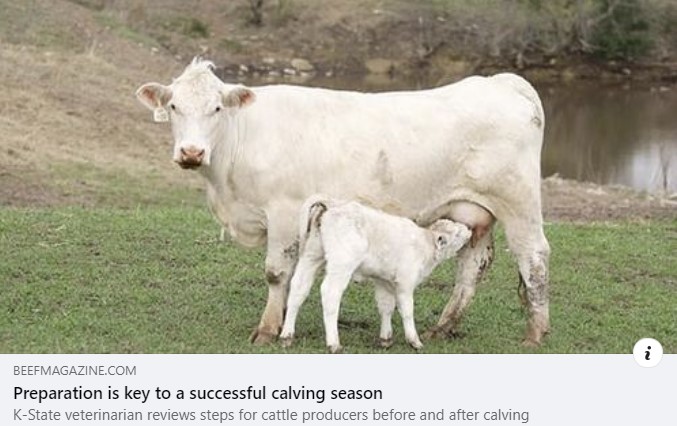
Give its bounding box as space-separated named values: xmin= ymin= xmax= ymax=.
xmin=521 ymin=338 xmax=540 ymax=348
xmin=523 ymin=317 xmax=549 ymax=347
xmin=279 ymin=336 xmax=294 ymax=348
xmin=408 ymin=340 xmax=424 ymax=351
xmin=327 ymin=345 xmax=343 ymax=354
xmin=377 ymin=337 xmax=394 ymax=349
xmin=249 ymin=328 xmax=278 ymax=345
xmin=522 ymin=330 xmax=548 ymax=348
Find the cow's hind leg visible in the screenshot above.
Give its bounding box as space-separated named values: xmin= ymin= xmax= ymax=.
xmin=518 ymin=272 xmax=529 ymax=308
xmin=425 ymin=228 xmax=494 ymax=339
xmin=504 ymin=218 xmax=550 ymax=346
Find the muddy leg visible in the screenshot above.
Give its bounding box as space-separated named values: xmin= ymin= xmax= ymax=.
xmin=516 ymin=248 xmax=550 ymax=346
xmin=250 ymin=234 xmax=298 ymax=345
xmin=426 ymin=228 xmax=494 ymax=339
xmin=505 ymin=220 xmax=550 ymax=346
xmin=518 ymin=272 xmax=529 ymax=308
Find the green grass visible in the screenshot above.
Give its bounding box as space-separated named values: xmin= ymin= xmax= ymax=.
xmin=47 ymin=161 xmax=204 ymax=208
xmin=1 ymin=207 xmax=675 ymax=353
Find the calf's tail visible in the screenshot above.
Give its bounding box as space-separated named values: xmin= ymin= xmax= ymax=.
xmin=297 ymin=196 xmax=330 ymax=251
xmin=305 ymin=201 xmax=328 ymax=236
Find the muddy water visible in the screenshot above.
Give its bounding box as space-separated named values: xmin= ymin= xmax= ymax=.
xmin=242 ymin=74 xmax=676 ymax=193
xmin=540 ymin=82 xmax=676 ymax=193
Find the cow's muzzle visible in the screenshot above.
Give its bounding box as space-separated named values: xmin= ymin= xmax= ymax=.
xmin=176 ymin=147 xmax=205 ymax=169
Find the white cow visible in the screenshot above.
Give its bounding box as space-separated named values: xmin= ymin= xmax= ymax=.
xmin=136 ymin=58 xmax=550 ymax=346
xmin=280 ymin=196 xmax=472 ymax=353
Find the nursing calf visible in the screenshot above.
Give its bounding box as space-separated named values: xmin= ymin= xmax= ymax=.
xmin=280 ymin=197 xmax=472 ymax=353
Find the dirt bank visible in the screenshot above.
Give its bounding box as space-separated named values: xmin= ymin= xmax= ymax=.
xmin=541 ymin=175 xmax=675 ymax=222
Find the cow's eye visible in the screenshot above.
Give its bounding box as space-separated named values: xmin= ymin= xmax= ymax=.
xmin=215 ymin=106 xmax=222 ymax=113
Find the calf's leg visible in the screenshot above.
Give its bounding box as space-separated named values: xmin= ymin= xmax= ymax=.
xmin=395 ymin=285 xmax=423 ymax=350
xmin=320 ymin=266 xmax=356 ymax=354
xmin=279 ymin=247 xmax=324 ymax=346
xmin=374 ymin=282 xmax=396 ymax=348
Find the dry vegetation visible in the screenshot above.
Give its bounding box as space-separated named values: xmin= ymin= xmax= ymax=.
xmin=43 ymin=0 xmax=677 ymax=79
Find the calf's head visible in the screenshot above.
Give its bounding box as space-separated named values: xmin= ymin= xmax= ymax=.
xmin=428 ymin=219 xmax=472 ymax=261
xmin=135 ymin=59 xmax=255 ymax=169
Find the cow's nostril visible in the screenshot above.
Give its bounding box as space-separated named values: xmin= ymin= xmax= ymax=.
xmin=177 ymin=147 xmax=206 ymax=169
xmin=180 ymin=147 xmax=205 ymax=158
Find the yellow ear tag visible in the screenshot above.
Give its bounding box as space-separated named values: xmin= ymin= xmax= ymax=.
xmin=153 ymin=107 xmax=169 ymax=123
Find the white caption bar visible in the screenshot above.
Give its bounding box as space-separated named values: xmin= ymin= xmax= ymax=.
xmin=2 ymin=354 xmax=674 ymax=425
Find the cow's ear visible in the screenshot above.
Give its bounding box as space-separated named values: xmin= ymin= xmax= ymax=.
xmin=223 ymin=86 xmax=256 ymax=109
xmin=136 ymin=83 xmax=172 ymax=110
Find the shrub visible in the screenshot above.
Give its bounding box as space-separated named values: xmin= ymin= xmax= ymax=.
xmin=590 ymin=0 xmax=653 ymax=59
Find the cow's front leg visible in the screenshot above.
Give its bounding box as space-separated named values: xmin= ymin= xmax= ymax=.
xmin=250 ymin=221 xmax=298 ymax=345
xmin=425 ymin=228 xmax=494 ymax=339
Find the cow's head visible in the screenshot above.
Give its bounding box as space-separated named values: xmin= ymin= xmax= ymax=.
xmin=135 ymin=58 xmax=255 ymax=169
xmin=428 ymin=219 xmax=472 ymax=262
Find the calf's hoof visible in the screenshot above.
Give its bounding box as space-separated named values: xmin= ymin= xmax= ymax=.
xmin=279 ymin=335 xmax=294 ymax=348
xmin=377 ymin=337 xmax=394 ymax=349
xmin=327 ymin=345 xmax=343 ymax=354
xmin=249 ymin=328 xmax=278 ymax=345
xmin=408 ymin=339 xmax=424 ymax=351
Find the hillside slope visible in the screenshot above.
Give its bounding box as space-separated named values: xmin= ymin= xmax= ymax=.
xmin=0 ymin=0 xmax=200 ymax=206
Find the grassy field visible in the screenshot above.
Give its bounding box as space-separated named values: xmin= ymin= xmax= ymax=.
xmin=1 ymin=206 xmax=674 ymax=354
xmin=0 ymin=0 xmax=673 ymax=356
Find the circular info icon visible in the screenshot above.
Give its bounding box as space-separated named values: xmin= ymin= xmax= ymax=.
xmin=633 ymin=338 xmax=663 ymax=368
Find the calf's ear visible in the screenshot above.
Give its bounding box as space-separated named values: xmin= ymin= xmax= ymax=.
xmin=135 ymin=83 xmax=172 ymax=110
xmin=434 ymin=233 xmax=449 ymax=250
xmin=223 ymin=86 xmax=256 ymax=109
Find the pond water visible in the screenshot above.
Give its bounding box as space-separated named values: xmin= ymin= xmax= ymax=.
xmin=539 ymin=82 xmax=676 ymax=193
xmin=240 ymin=74 xmax=676 ymax=193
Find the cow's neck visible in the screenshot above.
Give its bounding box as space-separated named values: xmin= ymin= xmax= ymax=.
xmin=200 ymin=112 xmax=244 ymax=203
xmin=200 ymin=156 xmax=236 ymax=207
